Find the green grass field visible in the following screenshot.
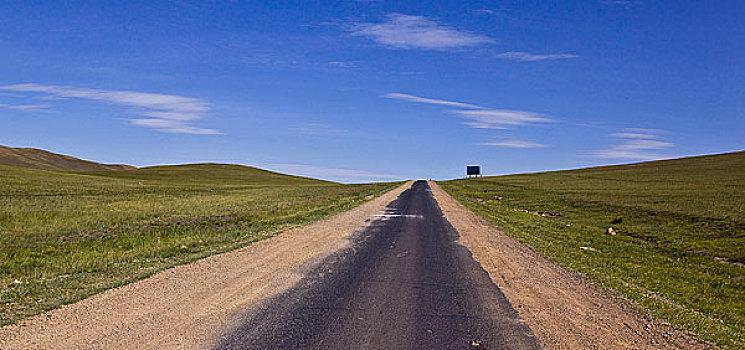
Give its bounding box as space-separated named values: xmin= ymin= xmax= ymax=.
xmin=0 ymin=164 xmax=400 ymax=326
xmin=439 ymin=151 xmax=745 ymax=348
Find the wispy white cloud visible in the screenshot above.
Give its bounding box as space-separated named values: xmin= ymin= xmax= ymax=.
xmin=455 ymin=109 xmax=552 ymax=129
xmin=327 ymin=61 xmax=356 ymax=68
xmin=474 ymin=9 xmax=496 ymax=15
xmin=610 ymin=132 xmax=659 ymax=139
xmin=383 ymin=92 xmax=552 ymax=131
xmin=625 ymin=127 xmax=661 ymax=133
xmin=129 ymin=118 xmax=220 ymax=135
xmin=473 ymin=8 xmax=510 ymax=17
xmin=0 ymin=83 xmax=219 ymax=135
xmin=592 ymin=129 xmax=673 ymax=160
xmin=350 ymin=13 xmax=493 ymax=50
xmin=480 ymin=140 xmax=546 ymax=148
xmin=265 ymin=163 xmax=404 ymax=182
xmin=0 ymin=103 xmax=49 ymax=112
xmin=497 ymin=51 xmax=578 ymax=61
xmin=287 ymin=123 xmax=349 ymax=136
xmin=383 ymin=92 xmax=485 ymax=109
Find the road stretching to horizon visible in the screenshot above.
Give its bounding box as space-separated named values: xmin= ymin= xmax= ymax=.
xmin=214 ymin=181 xmax=541 ymax=349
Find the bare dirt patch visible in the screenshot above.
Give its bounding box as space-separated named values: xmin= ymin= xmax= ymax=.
xmin=429 ymin=181 xmax=709 ymax=350
xmin=0 ymin=182 xmax=412 ymax=350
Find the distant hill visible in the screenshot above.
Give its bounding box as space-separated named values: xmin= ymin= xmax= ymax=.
xmin=0 ymin=145 xmax=332 ymax=185
xmin=91 ymin=163 xmax=333 ymax=185
xmin=561 ymin=150 xmax=745 ymax=178
xmin=460 ymin=150 xmax=745 ymax=223
xmin=0 ymin=145 xmax=135 ymax=172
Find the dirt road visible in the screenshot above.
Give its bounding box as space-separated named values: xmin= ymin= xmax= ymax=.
xmin=214 ymin=180 xmax=540 ymax=349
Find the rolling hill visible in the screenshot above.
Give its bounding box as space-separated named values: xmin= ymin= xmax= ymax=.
xmin=0 ymin=145 xmax=134 ymax=172
xmin=90 ymin=163 xmax=332 ymax=185
xmin=0 ymin=145 xmax=330 ymax=185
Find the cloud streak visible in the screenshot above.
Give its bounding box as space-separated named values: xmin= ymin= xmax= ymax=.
xmin=384 ymin=92 xmax=551 ymax=129
xmin=0 ymin=83 xmax=219 ymax=135
xmin=0 ymin=103 xmax=49 ymax=112
xmin=480 ymin=140 xmax=546 ymax=148
xmin=287 ymin=123 xmax=349 ymax=136
xmin=455 ymin=109 xmax=551 ymax=129
xmin=496 ymin=51 xmax=578 ymax=61
xmin=610 ymin=132 xmax=659 ymax=139
xmin=383 ymin=92 xmax=485 ymax=109
xmin=592 ymin=129 xmax=673 ymax=160
xmin=350 ymin=13 xmax=493 ymax=50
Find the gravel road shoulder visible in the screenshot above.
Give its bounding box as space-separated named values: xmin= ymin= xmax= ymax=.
xmin=429 ymin=181 xmax=709 ymax=350
xmin=0 ymin=182 xmax=412 ymax=350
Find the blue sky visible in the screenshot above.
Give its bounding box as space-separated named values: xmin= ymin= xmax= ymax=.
xmin=1 ymin=1 xmax=743 ymax=182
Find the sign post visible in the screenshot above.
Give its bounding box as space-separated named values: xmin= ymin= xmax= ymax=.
xmin=466 ymin=165 xmax=481 ymax=178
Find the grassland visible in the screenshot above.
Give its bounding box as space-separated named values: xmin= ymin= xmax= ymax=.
xmin=0 ymin=164 xmax=400 ymax=326
xmin=439 ymin=151 xmax=745 ymax=348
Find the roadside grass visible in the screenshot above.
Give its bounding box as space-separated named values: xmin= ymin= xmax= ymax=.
xmin=439 ymin=151 xmax=744 ymax=348
xmin=0 ymin=164 xmax=400 ymax=326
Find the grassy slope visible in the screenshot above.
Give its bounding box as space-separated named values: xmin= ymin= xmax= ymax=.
xmin=0 ymin=164 xmax=400 ymax=326
xmin=439 ymin=151 xmax=744 ymax=348
xmin=87 ymin=163 xmax=331 ymax=185
xmin=0 ymin=145 xmax=134 ymax=172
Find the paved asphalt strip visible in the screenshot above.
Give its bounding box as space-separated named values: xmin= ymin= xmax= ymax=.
xmin=214 ymin=181 xmax=541 ymax=349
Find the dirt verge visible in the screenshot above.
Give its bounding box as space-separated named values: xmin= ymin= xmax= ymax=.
xmin=0 ymin=182 xmax=412 ymax=350
xmin=429 ymin=181 xmax=709 ymax=350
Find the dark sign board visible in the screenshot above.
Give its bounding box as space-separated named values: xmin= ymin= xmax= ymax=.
xmin=466 ymin=165 xmax=481 ymax=176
